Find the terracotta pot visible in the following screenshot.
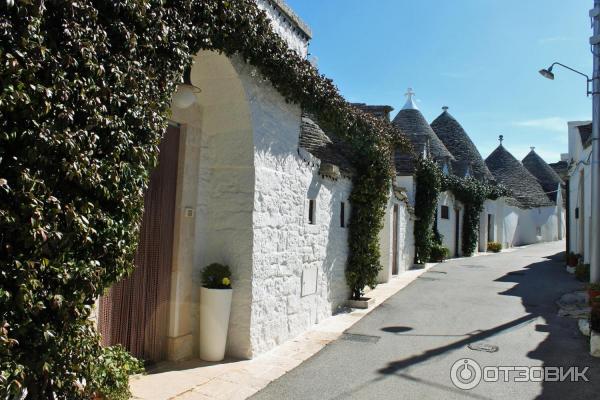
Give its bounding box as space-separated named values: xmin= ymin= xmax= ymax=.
xmin=590 ymin=289 xmax=600 ymax=306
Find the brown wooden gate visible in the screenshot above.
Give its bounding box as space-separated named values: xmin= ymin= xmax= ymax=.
xmin=98 ymin=125 xmax=180 ymax=362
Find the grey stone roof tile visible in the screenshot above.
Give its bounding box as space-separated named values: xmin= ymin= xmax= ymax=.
xmin=522 ymin=149 xmax=563 ymax=203
xmin=485 ymin=145 xmax=554 ymax=208
xmin=299 ymin=114 xmax=354 ymax=176
xmin=430 ymin=109 xmax=494 ymax=182
xmin=392 ymin=109 xmax=454 ymax=162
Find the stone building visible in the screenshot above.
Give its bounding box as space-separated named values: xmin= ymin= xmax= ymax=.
xmin=485 ymin=140 xmax=563 ymax=246
xmin=430 ymin=106 xmax=497 ymax=255
xmin=98 ymin=0 xmax=362 ymax=362
xmin=565 ymin=121 xmax=593 ymax=261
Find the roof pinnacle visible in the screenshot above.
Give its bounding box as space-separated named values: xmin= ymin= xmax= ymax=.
xmin=401 ymin=88 xmax=419 ymax=110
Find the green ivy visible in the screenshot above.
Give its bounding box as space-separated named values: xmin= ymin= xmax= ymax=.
xmin=413 ymin=158 xmax=442 ymax=264
xmin=414 ymin=161 xmax=510 ymax=261
xmin=442 ymin=175 xmax=510 ymax=257
xmin=0 ymin=1 xmax=410 ymax=396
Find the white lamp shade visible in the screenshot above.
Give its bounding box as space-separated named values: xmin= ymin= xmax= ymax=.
xmin=172 ymin=84 xmax=197 ymax=109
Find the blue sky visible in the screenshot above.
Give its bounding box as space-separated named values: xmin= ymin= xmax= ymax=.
xmin=285 ymin=0 xmax=593 ymax=162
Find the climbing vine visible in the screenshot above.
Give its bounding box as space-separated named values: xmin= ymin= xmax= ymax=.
xmin=0 ymin=1 xmax=410 ymax=397
xmin=442 ymin=176 xmax=510 ymax=257
xmin=413 ymin=158 xmax=442 ymax=263
xmin=414 ymin=162 xmax=510 ymax=261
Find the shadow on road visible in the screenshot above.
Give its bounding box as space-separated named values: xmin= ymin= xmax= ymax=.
xmin=375 ymin=250 xmax=599 ymax=399
xmin=495 ymin=250 xmax=599 ymax=400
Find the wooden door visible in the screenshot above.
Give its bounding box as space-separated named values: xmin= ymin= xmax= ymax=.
xmin=98 ymin=125 xmax=180 ymax=361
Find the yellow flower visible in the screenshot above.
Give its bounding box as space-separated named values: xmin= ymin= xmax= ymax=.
xmin=222 ymin=277 xmax=231 ymax=286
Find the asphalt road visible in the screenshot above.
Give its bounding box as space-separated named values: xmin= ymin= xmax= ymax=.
xmin=251 ymin=241 xmax=600 ymax=400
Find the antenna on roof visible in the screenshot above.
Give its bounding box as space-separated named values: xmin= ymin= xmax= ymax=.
xmin=499 ymin=135 xmax=504 ymax=145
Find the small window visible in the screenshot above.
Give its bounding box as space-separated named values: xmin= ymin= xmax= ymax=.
xmin=340 ymin=202 xmax=346 ymax=228
xmin=441 ymin=205 xmax=449 ymax=219
xmin=442 ymin=163 xmax=449 ymax=176
xmin=575 ymin=207 xmax=580 ymax=219
xmin=308 ymin=199 xmax=316 ymax=225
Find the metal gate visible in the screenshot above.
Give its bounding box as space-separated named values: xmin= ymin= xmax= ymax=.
xmin=98 ymin=125 xmax=180 ymax=362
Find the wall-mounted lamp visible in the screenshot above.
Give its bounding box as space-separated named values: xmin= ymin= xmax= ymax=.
xmin=538 ymin=62 xmax=592 ymax=96
xmin=172 ymin=66 xmax=201 ymax=109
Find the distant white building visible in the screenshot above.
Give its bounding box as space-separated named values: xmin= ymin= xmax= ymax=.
xmin=485 ymin=139 xmax=564 ymax=247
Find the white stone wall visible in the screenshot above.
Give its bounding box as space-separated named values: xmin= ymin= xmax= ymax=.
xmin=493 ymin=198 xmax=562 ymax=249
xmin=236 ymin=60 xmax=351 ymax=357
xmin=567 ymin=121 xmax=592 ymax=261
xmin=256 ymin=0 xmax=310 ymax=58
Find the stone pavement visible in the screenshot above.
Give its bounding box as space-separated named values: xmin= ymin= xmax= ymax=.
xmin=130 ymin=262 xmax=443 ymax=399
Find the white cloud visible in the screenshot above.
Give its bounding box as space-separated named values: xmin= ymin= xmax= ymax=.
xmin=513 ymin=117 xmax=567 ymax=133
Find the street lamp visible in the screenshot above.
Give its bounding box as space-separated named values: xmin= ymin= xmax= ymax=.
xmin=172 ymin=66 xmax=201 ymax=109
xmin=539 ymin=62 xmax=592 ymax=96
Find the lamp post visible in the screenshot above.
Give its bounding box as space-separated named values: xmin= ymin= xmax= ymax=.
xmin=538 ymin=62 xmax=592 ymax=96
xmin=591 ymin=0 xmax=600 ymax=283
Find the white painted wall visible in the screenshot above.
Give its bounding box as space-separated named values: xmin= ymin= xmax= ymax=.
xmin=256 ymin=0 xmax=310 ymax=58
xmin=567 ymin=121 xmax=593 ymax=262
xmin=235 ymin=59 xmax=352 ymax=358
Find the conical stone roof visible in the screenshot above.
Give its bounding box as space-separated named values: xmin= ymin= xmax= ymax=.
xmin=522 ymin=148 xmax=563 ymax=203
xmin=392 ymin=89 xmax=454 ymax=162
xmin=430 ymin=108 xmax=494 ymax=181
xmin=485 ymin=144 xmax=553 ymax=209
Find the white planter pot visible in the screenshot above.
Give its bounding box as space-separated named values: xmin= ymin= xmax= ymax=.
xmin=591 ymin=330 xmax=600 ymax=358
xmin=199 ymin=287 xmax=233 ymax=362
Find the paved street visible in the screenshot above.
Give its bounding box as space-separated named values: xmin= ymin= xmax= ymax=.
xmin=251 ymin=241 xmax=600 ymax=400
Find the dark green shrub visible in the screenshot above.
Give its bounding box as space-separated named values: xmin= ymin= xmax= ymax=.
xmin=413 ymin=158 xmax=441 ymax=264
xmin=201 ymin=263 xmax=232 ymax=289
xmin=92 ymin=345 xmax=144 ymax=400
xmin=430 ymin=244 xmax=450 ymax=262
xmin=487 ymin=241 xmax=502 ymax=253
xmin=575 ymin=263 xmax=591 ymax=282
xmin=1 ymin=0 xmax=414 ymax=394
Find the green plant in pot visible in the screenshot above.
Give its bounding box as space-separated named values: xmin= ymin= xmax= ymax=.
xmin=199 ymin=263 xmax=232 ymax=362
xmin=429 ymin=244 xmax=450 ymax=262
xmin=487 ymin=241 xmax=502 ymax=253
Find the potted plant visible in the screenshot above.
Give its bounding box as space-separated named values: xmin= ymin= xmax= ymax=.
xmin=487 ymin=241 xmax=502 ymax=253
xmin=589 ymin=283 xmax=600 ymax=306
xmin=429 ymin=244 xmax=450 ymax=262
xmin=199 ymin=263 xmax=232 ymax=362
xmin=567 ymin=252 xmax=580 ymax=267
